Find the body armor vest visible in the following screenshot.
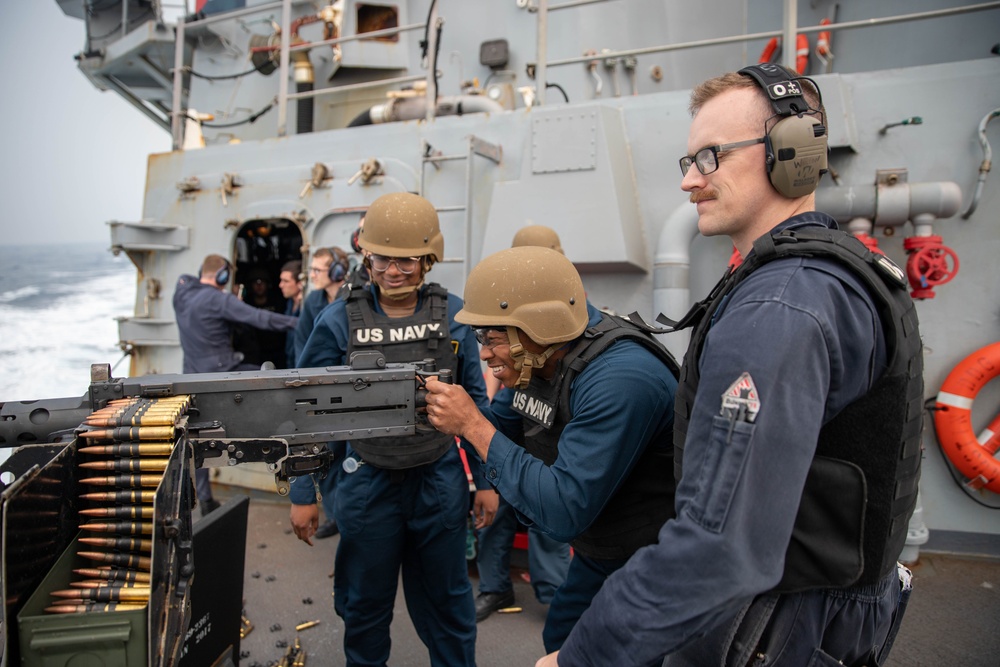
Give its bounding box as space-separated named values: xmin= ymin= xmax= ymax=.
xmin=346 ymin=284 xmax=457 ymax=469
xmin=512 ymin=314 xmax=681 ymax=560
xmin=672 ymin=226 xmax=923 ymax=591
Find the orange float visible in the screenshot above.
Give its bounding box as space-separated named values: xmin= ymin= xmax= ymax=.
xmin=933 ymin=342 xmax=1000 ymax=493
xmin=758 ymin=33 xmax=810 ymax=74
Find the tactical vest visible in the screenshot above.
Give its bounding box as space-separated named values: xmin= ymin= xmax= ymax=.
xmin=672 ymin=226 xmax=923 ymax=591
xmin=511 ymin=313 xmax=681 ymax=560
xmin=345 ymin=284 xmax=457 ymax=469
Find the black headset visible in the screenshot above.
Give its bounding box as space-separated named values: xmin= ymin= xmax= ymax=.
xmin=200 ymin=260 xmax=231 ymax=286
xmin=328 ymin=250 xmax=349 ymax=282
xmin=738 ymin=63 xmax=828 ymax=198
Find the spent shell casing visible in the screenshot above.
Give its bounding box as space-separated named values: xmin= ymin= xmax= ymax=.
xmin=80 ymin=505 xmax=154 ymax=520
xmin=78 ymin=443 xmax=176 ymax=456
xmin=79 ymin=474 xmax=163 ymax=488
xmin=496 ymin=607 xmax=523 ymax=614
xmin=295 ymin=620 xmax=321 ymax=631
xmin=79 ymin=521 xmax=154 ymax=535
xmin=79 ymin=536 xmax=152 ymax=552
xmin=79 ymin=426 xmax=176 ymax=441
xmin=45 ymin=602 xmax=147 ymax=614
xmin=50 ymin=585 xmax=151 ymax=602
xmin=79 ymin=490 xmax=157 ymax=504
xmin=79 ymin=458 xmax=170 ymax=472
xmin=73 ymin=567 xmax=151 ymax=584
xmin=78 ymin=551 xmax=152 ymax=570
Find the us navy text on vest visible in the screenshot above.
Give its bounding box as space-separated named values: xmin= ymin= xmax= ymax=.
xmin=511 ymin=390 xmax=556 ymax=429
xmin=353 ymin=322 xmax=444 ymax=344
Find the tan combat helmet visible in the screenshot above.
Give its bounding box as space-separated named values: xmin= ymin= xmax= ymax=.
xmin=359 ymin=191 xmax=444 ymax=260
xmin=511 ymin=224 xmax=563 ymax=254
xmin=358 ymin=192 xmax=444 ymax=299
xmin=458 ymin=246 xmax=587 ymax=387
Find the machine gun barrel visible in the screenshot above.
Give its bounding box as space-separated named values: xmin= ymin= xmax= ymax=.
xmin=0 ymin=353 xmax=438 ymax=495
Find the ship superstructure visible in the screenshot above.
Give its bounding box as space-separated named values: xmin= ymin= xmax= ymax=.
xmin=54 ymin=0 xmax=1000 ymax=556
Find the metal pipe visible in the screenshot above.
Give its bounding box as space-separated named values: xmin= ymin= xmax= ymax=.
xmin=286 ymin=74 xmax=427 ymax=101
xmin=277 ymin=0 xmax=292 ymax=136
xmin=961 ymin=108 xmax=1000 ymax=220
xmin=464 ymin=138 xmax=474 ymax=283
xmin=185 ymin=1 xmax=284 ymax=28
xmin=653 ymin=203 xmax=700 ymax=360
xmin=536 ymin=0 xmax=548 ymax=106
xmin=541 ymin=2 xmax=1000 ymax=69
xmin=170 ymin=16 xmax=185 ymax=149
xmin=782 ymin=0 xmax=797 ymax=72
xmin=287 ymin=23 xmax=425 ymax=53
xmin=425 ymin=3 xmax=440 ymax=122
xmin=548 ymin=0 xmax=608 ymax=10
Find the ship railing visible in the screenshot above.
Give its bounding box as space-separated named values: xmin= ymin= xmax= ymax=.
xmin=168 ymin=0 xmax=1000 ymax=147
xmin=170 ymin=0 xmax=436 ymax=148
xmin=527 ymin=0 xmax=1000 ymax=105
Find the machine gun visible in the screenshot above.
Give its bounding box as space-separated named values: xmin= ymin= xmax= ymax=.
xmin=0 ymin=353 xmax=449 ymax=667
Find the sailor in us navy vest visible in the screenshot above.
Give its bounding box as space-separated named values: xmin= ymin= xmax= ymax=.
xmin=289 ymin=192 xmax=490 ymax=667
xmin=423 ymin=245 xmax=680 ymax=653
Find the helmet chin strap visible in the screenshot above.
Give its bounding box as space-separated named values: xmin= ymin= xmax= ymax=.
xmin=506 ymin=327 xmax=559 ymax=389
xmin=379 ymin=280 xmax=424 ymax=300
xmin=367 ymin=257 xmax=429 ymax=301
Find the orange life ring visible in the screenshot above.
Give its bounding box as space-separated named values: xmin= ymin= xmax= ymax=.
xmin=816 ymin=18 xmax=832 ymax=57
xmin=933 ymin=341 xmax=1000 ymax=493
xmin=759 ymin=37 xmax=780 ymax=64
xmin=758 ymin=34 xmax=810 ymax=75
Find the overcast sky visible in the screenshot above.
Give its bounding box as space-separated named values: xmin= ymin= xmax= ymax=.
xmin=1 ymin=3 xmax=171 ymax=247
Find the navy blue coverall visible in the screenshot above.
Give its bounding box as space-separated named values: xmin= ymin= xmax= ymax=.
xmin=486 ymin=304 xmax=678 ymax=652
xmin=558 ymin=214 xmax=904 ymax=667
xmin=291 ymin=284 xmax=489 ymax=667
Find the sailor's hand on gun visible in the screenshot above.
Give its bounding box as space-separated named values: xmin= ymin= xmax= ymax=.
xmin=424 ymin=377 xmax=496 ymax=462
xmin=290 ymin=503 xmax=320 ymax=546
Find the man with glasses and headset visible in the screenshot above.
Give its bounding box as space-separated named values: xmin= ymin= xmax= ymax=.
xmin=289 ymin=192 xmax=490 ymax=667
xmin=422 ymin=245 xmax=680 ymax=654
xmin=528 ymin=65 xmax=922 ymax=667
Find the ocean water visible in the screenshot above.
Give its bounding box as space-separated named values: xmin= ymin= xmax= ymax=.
xmin=0 ymin=242 xmax=135 ymax=402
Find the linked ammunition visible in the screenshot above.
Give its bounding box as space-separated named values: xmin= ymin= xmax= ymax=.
xmin=79 ymin=505 xmax=154 ymax=520
xmin=44 ymin=602 xmax=147 ymax=614
xmin=79 ymin=521 xmax=154 ymax=535
xmin=78 ymin=458 xmax=170 ymax=472
xmin=79 ymin=474 xmax=164 ymax=488
xmin=78 ymin=550 xmax=152 ymax=570
xmin=78 ymin=443 xmax=176 ymax=456
xmin=70 ymin=580 xmax=146 ymax=589
xmin=84 ymin=412 xmax=182 ymax=427
xmin=240 ymin=615 xmax=254 ymax=638
xmin=73 ymin=567 xmax=151 ymax=584
xmin=79 ymin=490 xmax=156 ymax=504
xmin=79 ymin=426 xmax=176 ymax=441
xmin=79 ymin=536 xmax=153 ymax=552
xmin=50 ymin=585 xmax=151 ymax=602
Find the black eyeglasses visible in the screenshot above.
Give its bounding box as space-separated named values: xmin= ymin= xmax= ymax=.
xmin=473 ymin=327 xmax=508 ymax=349
xmin=369 ymin=254 xmax=421 ymax=275
xmin=679 ymin=137 xmax=765 ymax=176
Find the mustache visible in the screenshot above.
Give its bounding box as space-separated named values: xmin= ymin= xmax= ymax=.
xmin=690 ymin=190 xmax=717 ymax=204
